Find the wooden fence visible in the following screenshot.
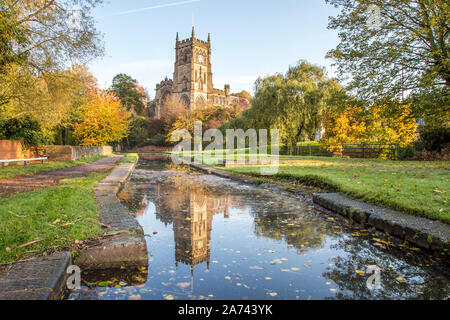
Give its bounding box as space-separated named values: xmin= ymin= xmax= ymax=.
xmin=280 ymin=144 xmax=399 ymax=160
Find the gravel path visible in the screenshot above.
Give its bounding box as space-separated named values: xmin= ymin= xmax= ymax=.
xmin=0 ymin=155 xmax=122 ymax=198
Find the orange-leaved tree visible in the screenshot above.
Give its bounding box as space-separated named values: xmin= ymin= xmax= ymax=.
xmin=323 ymin=103 xmax=417 ymax=158
xmin=73 ymin=88 xmax=131 ymax=146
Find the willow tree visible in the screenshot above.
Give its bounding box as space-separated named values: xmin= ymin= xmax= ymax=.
xmin=248 ymin=61 xmax=342 ymax=145
xmin=326 ymin=0 xmax=449 ymax=103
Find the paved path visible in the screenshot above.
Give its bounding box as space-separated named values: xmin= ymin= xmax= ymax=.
xmin=0 ymin=156 xmax=122 ymax=197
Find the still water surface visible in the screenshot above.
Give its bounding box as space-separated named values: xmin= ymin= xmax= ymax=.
xmin=69 ymin=159 xmax=449 ymax=300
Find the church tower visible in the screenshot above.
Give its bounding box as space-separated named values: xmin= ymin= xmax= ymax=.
xmin=172 ymin=28 xmax=213 ymax=111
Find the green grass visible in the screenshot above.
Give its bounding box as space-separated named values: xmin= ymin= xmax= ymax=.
xmin=0 ymin=154 xmax=109 ymax=179
xmin=219 ymin=156 xmax=450 ymax=224
xmin=118 ymin=153 xmax=138 ymax=164
xmin=0 ymin=173 xmax=107 ymax=264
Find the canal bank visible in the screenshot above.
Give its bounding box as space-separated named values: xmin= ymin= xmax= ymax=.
xmin=0 ymin=155 xmax=146 ymax=300
xmin=186 ymin=162 xmax=450 ymax=253
xmin=74 ymin=156 xmax=148 ymax=269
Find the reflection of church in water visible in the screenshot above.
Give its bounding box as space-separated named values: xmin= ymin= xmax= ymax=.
xmin=152 ymin=185 xmax=234 ymax=275
xmin=174 ymin=193 xmax=231 ymax=274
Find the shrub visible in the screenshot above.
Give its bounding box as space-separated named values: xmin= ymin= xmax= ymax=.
xmin=418 ymin=126 xmax=450 ymax=152
xmin=0 ymin=115 xmax=44 ymax=148
xmin=147 ymin=134 xmax=172 ymax=147
xmin=147 ymin=119 xmax=165 ymax=137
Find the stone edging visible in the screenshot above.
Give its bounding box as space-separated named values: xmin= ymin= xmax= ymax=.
xmin=74 ymin=157 xmax=148 ymax=269
xmin=0 ymin=252 xmax=71 ymax=300
xmin=187 ymin=162 xmax=449 ymax=252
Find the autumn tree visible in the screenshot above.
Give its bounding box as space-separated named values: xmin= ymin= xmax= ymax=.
xmin=73 ymin=88 xmax=131 ymax=146
xmin=0 ymin=64 xmax=96 ymax=143
xmin=326 ymin=0 xmax=449 ymax=102
xmin=323 ymin=101 xmax=418 ymax=157
xmin=232 ymin=90 xmax=252 ymax=101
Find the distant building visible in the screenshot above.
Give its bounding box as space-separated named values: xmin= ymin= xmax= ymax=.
xmin=152 ymin=28 xmax=249 ymax=119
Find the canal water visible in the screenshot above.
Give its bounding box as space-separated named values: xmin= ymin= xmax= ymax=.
xmin=69 ymin=158 xmax=449 ymax=300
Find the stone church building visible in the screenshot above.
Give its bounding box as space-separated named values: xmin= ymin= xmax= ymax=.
xmin=152 ymin=28 xmax=248 ymax=119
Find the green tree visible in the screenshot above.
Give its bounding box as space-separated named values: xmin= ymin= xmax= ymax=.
xmin=0 ymin=0 xmax=104 ymax=118
xmin=110 ymin=73 xmax=146 ymax=115
xmin=0 ymin=64 xmax=97 ymax=143
xmin=245 ymin=61 xmax=343 ymax=145
xmin=0 ymin=0 xmax=103 ymax=74
xmin=326 ymin=0 xmax=449 ymax=101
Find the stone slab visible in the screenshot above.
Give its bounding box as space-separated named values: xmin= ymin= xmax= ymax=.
xmin=74 ymin=234 xmax=148 ymax=269
xmin=0 ymin=252 xmax=72 ymax=300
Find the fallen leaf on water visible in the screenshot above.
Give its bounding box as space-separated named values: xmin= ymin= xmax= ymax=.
xmin=280 ymin=258 xmax=288 ymax=262
xmin=304 ymin=264 xmax=311 ymax=268
xmin=330 ymin=289 xmax=337 ymax=293
xmin=396 ymin=277 xmax=408 ymax=283
xmin=225 ymin=276 xmax=231 ymax=280
xmin=374 ymin=243 xmax=387 ymax=249
xmin=176 ymin=282 xmax=191 ymax=289
xmin=268 ymin=250 xmax=276 ymax=253
xmin=129 ymin=294 xmax=141 ymax=300
xmin=163 ymin=294 xmax=174 ymax=300
xmin=355 ymin=270 xmax=365 ymax=276
xmin=249 ymin=266 xmax=264 ymax=270
xmin=265 ymin=277 xmax=272 ymax=280
xmin=291 ymin=267 xmax=300 ymax=271
xmin=268 ymin=292 xmax=278 ymax=297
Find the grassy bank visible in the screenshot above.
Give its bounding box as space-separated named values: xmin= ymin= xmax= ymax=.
xmin=219 ymin=156 xmax=450 ymax=224
xmin=118 ymin=153 xmax=138 ymax=164
xmin=0 ymin=154 xmax=109 ymax=179
xmin=0 ymin=173 xmax=107 ymax=264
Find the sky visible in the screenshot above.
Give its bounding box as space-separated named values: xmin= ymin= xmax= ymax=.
xmin=88 ymin=0 xmax=341 ymax=98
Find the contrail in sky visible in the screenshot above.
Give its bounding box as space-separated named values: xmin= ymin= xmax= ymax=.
xmin=100 ymin=0 xmax=201 ymax=18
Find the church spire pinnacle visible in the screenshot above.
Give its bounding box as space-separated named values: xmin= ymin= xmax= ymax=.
xmin=208 ymin=33 xmax=211 ymax=43
xmin=176 ymin=32 xmax=179 ymax=42
xmin=192 ymin=26 xmax=195 ymax=38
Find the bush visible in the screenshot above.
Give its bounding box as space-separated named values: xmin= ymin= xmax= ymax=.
xmin=147 ymin=134 xmax=172 ymax=147
xmin=0 ymin=115 xmax=44 ymax=148
xmin=147 ymin=119 xmax=165 ymax=137
xmin=419 ymin=126 xmax=450 ymax=152
xmin=128 ymin=117 xmax=149 ymax=148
